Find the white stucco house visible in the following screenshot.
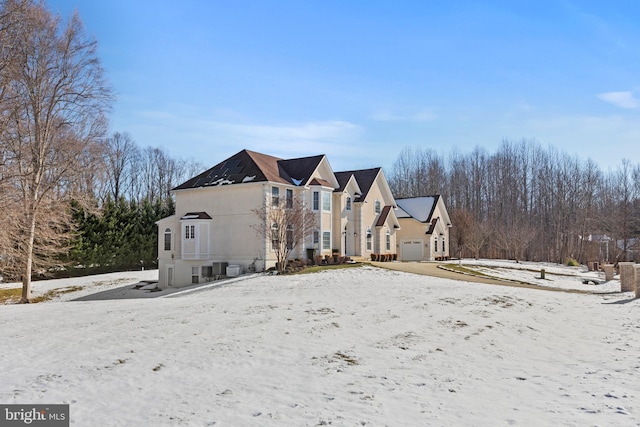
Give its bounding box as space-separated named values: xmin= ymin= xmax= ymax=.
xmin=395 ymin=196 xmax=452 ymax=261
xmin=156 ymin=149 xmax=400 ymax=288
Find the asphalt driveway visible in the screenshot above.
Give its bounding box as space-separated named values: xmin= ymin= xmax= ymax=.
xmin=370 ymin=261 xmax=577 ymax=293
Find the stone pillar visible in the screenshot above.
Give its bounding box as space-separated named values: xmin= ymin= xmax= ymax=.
xmin=588 ymin=262 xmax=594 ymax=271
xmin=634 ymin=265 xmax=640 ymax=299
xmin=603 ymin=264 xmax=615 ymax=281
xmin=619 ymin=262 xmax=635 ymax=292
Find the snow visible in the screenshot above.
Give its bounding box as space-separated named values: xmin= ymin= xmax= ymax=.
xmin=456 ymin=259 xmax=621 ymax=293
xmin=1 ymin=261 xmax=639 ymax=426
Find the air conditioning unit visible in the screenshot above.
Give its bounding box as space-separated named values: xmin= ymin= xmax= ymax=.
xmin=212 ymin=262 xmax=228 ymax=276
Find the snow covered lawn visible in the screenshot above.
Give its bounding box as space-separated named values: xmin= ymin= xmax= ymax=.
xmin=1 ymin=264 xmax=638 ymax=426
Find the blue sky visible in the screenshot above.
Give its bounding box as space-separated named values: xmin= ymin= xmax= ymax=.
xmin=48 ymin=0 xmax=640 ymax=172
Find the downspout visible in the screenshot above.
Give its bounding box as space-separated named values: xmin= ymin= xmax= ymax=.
xmin=318 ymin=189 xmax=323 ymax=255
xmin=262 ymin=183 xmax=268 ymax=271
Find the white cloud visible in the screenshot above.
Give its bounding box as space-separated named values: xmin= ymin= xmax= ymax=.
xmin=597 ymin=91 xmax=639 ymax=109
xmin=371 ymin=108 xmax=437 ymax=122
xmin=124 ymin=109 xmax=369 ymax=169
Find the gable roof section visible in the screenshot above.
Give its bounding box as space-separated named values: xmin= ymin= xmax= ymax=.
xmin=309 ymin=178 xmax=334 ymax=187
xmin=173 ymin=149 xmax=383 ymax=194
xmin=334 ymin=168 xmax=381 ymax=202
xmin=180 ymin=212 xmax=212 ymax=220
xmin=395 ymin=196 xmax=440 ymax=223
xmin=248 ymin=150 xmax=291 ymax=184
xmin=426 ymin=217 xmax=438 ymax=234
xmin=173 ymin=149 xmax=279 ymax=190
xmin=375 ymin=205 xmax=392 ymax=227
xmin=173 ymin=149 xmax=327 ymax=190
xmin=278 ymin=155 xmax=325 ymax=186
xmin=375 ymin=205 xmax=401 ymax=229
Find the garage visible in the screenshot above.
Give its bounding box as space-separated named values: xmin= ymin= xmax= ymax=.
xmin=401 ymin=239 xmax=423 ymax=261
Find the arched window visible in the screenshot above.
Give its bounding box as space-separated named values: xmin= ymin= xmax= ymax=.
xmin=366 ymin=228 xmax=372 ymax=251
xmin=386 ymin=229 xmax=391 ymax=251
xmin=164 ymin=228 xmax=172 ymax=251
xmin=346 ymin=196 xmax=352 ymax=211
xmin=374 ymin=200 xmax=381 ymax=214
xmin=434 ymin=237 xmax=438 ymax=252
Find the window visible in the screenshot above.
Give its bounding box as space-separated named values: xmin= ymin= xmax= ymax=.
xmin=286 ymin=189 xmax=293 ymax=208
xmin=191 ymin=266 xmax=199 ymax=284
xmin=366 ymin=228 xmax=372 ymax=251
xmin=164 ymin=228 xmax=172 ymax=251
xmin=322 ymin=231 xmax=331 ymax=250
xmin=202 ymin=266 xmax=213 ymax=278
xmin=271 ymin=223 xmax=279 ymax=250
xmin=434 ymin=237 xmax=438 ymax=252
xmin=271 ymin=187 xmax=280 ymax=206
xmin=185 ymin=224 xmax=195 ymax=239
xmin=322 ymin=192 xmax=331 ymax=211
xmin=386 ymin=229 xmax=391 ymax=251
xmin=313 ymin=191 xmax=320 ymax=210
xmin=313 ymin=230 xmax=319 ymax=245
xmin=374 ymin=200 xmax=381 ymax=214
xmin=442 ymin=238 xmax=445 ymax=253
xmin=286 ymin=225 xmax=294 ymax=249
xmin=346 ymin=196 xmax=352 ymax=211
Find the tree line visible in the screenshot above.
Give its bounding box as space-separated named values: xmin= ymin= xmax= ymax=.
xmin=2 ymin=1 xmax=638 ymax=302
xmin=387 ymin=139 xmax=640 ymax=265
xmin=0 ymin=0 xmax=203 ymax=300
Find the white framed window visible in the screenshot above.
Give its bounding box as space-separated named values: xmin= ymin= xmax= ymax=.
xmin=442 ymin=238 xmax=445 ymax=253
xmin=164 ymin=228 xmax=172 ymax=251
xmin=434 ymin=237 xmax=438 ymax=252
xmin=191 ymin=266 xmax=199 ymax=284
xmin=286 ymin=225 xmax=294 ymax=249
xmin=313 ymin=191 xmax=320 ymax=210
xmin=322 ymin=231 xmax=331 ymax=250
xmin=346 ymin=196 xmax=352 ymax=211
xmin=366 ymin=228 xmax=372 ymax=251
xmin=185 ymin=224 xmax=195 ymax=239
xmin=374 ymin=200 xmax=381 ymax=214
xmin=271 ymin=187 xmax=280 ymax=206
xmin=322 ymin=192 xmax=331 ymax=211
xmin=286 ymin=189 xmax=293 ymax=208
xmin=313 ymin=230 xmax=319 ymax=245
xmin=271 ymin=223 xmax=279 ymax=250
xmin=386 ymin=229 xmax=391 ymax=251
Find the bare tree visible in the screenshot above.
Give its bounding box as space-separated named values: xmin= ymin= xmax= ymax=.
xmin=252 ymin=195 xmax=317 ymax=273
xmin=449 ymin=208 xmax=473 ymax=259
xmin=0 ymin=1 xmax=112 ymax=301
xmin=105 ymin=132 xmax=137 ymax=201
xmin=465 ymin=220 xmax=490 ymax=260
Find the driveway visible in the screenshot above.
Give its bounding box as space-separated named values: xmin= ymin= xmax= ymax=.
xmin=370 ymin=261 xmax=575 ymax=293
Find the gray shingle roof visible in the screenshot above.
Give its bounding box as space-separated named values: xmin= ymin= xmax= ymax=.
xmin=395 ymin=196 xmax=440 ymax=223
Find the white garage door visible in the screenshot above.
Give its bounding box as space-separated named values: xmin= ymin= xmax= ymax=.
xmin=401 ymin=240 xmax=423 ymax=261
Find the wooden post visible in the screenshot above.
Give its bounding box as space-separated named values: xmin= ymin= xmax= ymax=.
xmin=540 ymin=269 xmax=545 ymax=279
xmin=634 ymin=265 xmax=640 ymax=299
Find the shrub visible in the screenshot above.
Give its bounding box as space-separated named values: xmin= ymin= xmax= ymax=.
xmin=565 ymin=257 xmax=579 ymax=267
